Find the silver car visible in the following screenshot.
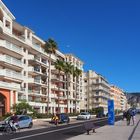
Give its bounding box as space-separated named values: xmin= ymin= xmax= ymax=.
xmin=77 ymin=112 xmax=91 ymax=120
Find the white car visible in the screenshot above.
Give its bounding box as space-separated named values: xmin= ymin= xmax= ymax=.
xmin=77 ymin=112 xmax=91 ymax=120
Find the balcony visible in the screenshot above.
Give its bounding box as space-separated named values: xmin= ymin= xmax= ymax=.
xmin=0 ymin=69 xmax=22 ymax=81
xmin=51 ymin=75 xmax=65 ymax=82
xmin=28 ymin=78 xmax=47 ymax=86
xmin=13 ymin=32 xmax=25 ymax=42
xmin=28 ymin=55 xmax=34 ymax=60
xmin=0 ymin=81 xmax=20 ymax=90
xmin=0 ymin=20 xmax=3 ymax=28
xmin=0 ymin=40 xmax=22 ymax=57
xmin=28 ymin=78 xmax=40 ymax=83
xmin=32 ymin=43 xmax=42 ymax=52
xmin=0 ymin=55 xmax=22 ymax=69
xmin=51 ymin=85 xmax=65 ymax=91
xmin=28 ymin=66 xmax=41 ymax=76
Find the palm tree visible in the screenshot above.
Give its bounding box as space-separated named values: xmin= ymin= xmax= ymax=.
xmin=54 ymin=59 xmax=65 ymax=113
xmin=43 ymin=38 xmax=58 ymax=115
xmin=73 ymin=67 xmax=82 ymax=113
xmin=63 ymin=62 xmax=73 ymax=113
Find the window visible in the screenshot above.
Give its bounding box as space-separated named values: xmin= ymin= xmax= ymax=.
xmin=23 ymin=48 xmax=26 ymax=52
xmin=24 ymin=71 xmax=26 ymax=76
xmin=5 ymin=20 xmax=10 ymax=29
xmin=24 ymin=59 xmax=26 ymax=64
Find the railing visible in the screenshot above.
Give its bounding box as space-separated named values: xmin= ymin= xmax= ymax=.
xmin=13 ymin=33 xmax=25 ymax=42
xmin=0 ymin=20 xmax=3 ymax=28
xmin=0 ymin=69 xmax=22 ymax=80
xmin=51 ymin=75 xmax=65 ymax=81
xmin=0 ymin=40 xmax=22 ymax=54
xmin=0 ymin=81 xmax=20 ymax=89
xmin=0 ymin=55 xmax=22 ymax=67
xmin=28 ymin=78 xmax=41 ymax=84
xmin=33 ymin=43 xmax=42 ymax=52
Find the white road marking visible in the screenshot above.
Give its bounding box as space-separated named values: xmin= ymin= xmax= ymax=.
xmin=10 ymin=124 xmax=82 ymax=140
xmin=10 ymin=118 xmax=108 ymax=140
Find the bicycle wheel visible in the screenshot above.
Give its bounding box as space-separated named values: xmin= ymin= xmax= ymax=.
xmin=5 ymin=126 xmax=13 ymax=135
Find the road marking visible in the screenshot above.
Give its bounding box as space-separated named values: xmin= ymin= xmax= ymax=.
xmin=10 ymin=124 xmax=82 ymax=140
xmin=10 ymin=118 xmax=110 ymax=140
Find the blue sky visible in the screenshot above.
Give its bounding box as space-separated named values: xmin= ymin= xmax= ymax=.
xmin=3 ymin=0 xmax=140 ymax=92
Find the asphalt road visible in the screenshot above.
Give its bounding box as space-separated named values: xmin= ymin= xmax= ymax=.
xmin=0 ymin=116 xmax=122 ymax=140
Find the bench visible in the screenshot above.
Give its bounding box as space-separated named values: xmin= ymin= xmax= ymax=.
xmin=83 ymin=121 xmax=96 ymax=135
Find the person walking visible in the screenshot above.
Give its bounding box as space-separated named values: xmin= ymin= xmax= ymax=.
xmin=130 ymin=109 xmax=136 ymax=125
xmin=126 ymin=110 xmax=131 ymax=126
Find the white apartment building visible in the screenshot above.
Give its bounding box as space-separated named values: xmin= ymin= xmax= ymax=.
xmin=84 ymin=70 xmax=110 ymax=113
xmin=65 ymin=54 xmax=84 ymax=113
xmin=0 ymin=1 xmax=84 ymax=116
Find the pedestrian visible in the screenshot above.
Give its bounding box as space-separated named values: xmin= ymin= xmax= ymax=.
xmin=130 ymin=109 xmax=136 ymax=125
xmin=126 ymin=110 xmax=131 ymax=126
xmin=122 ymin=111 xmax=127 ymax=120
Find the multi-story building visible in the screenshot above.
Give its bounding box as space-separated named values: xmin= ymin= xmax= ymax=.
xmin=0 ymin=1 xmax=84 ymax=116
xmin=110 ymin=86 xmax=121 ymax=111
xmin=84 ymin=70 xmax=110 ymax=113
xmin=110 ymin=85 xmax=127 ymax=111
xmin=65 ymin=54 xmax=84 ymax=113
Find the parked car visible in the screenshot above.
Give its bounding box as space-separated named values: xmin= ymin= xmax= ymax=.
xmin=0 ymin=115 xmax=33 ymax=131
xmin=50 ymin=113 xmax=70 ymax=124
xmin=77 ymin=112 xmax=91 ymax=120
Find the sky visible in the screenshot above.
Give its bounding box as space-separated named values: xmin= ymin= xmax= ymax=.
xmin=3 ymin=0 xmax=140 ymax=92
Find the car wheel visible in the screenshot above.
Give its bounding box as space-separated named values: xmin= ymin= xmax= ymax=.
xmin=28 ymin=122 xmax=33 ymax=128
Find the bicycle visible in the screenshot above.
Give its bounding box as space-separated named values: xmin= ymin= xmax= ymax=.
xmin=2 ymin=121 xmax=20 ymax=135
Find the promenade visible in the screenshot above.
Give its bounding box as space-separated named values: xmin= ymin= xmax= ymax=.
xmin=67 ymin=115 xmax=140 ymax=140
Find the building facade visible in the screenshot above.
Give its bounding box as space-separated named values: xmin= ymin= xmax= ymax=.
xmin=84 ymin=70 xmax=110 ymax=114
xmin=0 ymin=1 xmax=84 ymax=116
xmin=65 ymin=54 xmax=84 ymax=113
xmin=110 ymin=85 xmax=127 ymax=111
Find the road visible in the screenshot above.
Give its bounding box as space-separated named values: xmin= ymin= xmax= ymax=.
xmin=0 ymin=116 xmax=122 ymax=140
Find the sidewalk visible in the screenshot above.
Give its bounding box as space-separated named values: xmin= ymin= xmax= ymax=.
xmin=67 ymin=115 xmax=140 ymax=140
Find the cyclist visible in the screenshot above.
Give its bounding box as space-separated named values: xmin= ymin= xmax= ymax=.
xmin=52 ymin=114 xmax=59 ymax=126
xmin=9 ymin=113 xmax=19 ymax=131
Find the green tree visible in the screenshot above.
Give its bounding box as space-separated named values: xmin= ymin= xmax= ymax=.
xmin=63 ymin=62 xmax=73 ymax=113
xmin=44 ymin=38 xmax=58 ymax=114
xmin=54 ymin=59 xmax=65 ymax=113
xmin=12 ymin=101 xmax=34 ymax=115
xmin=73 ymin=67 xmax=82 ymax=113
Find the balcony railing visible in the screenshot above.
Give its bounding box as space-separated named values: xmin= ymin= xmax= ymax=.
xmin=0 ymin=40 xmax=22 ymax=54
xmin=0 ymin=55 xmax=22 ymax=67
xmin=0 ymin=81 xmax=20 ymax=89
xmin=0 ymin=20 xmax=3 ymax=28
xmin=0 ymin=69 xmax=22 ymax=80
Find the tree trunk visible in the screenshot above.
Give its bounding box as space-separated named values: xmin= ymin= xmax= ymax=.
xmin=66 ymin=74 xmax=69 ymax=113
xmin=75 ymin=76 xmax=77 ymax=113
xmin=47 ymin=53 xmax=51 ymax=115
xmin=58 ymin=70 xmax=60 ymax=113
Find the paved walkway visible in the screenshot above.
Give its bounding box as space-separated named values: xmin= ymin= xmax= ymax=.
xmin=67 ymin=115 xmax=140 ymax=140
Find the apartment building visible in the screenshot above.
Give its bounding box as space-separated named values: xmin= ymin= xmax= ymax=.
xmin=110 ymin=85 xmax=127 ymax=111
xmin=84 ymin=70 xmax=110 ymax=113
xmin=65 ymin=54 xmax=84 ymax=113
xmin=0 ymin=1 xmax=84 ymax=116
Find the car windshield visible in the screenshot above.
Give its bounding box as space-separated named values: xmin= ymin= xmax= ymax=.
xmin=80 ymin=112 xmax=89 ymax=115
